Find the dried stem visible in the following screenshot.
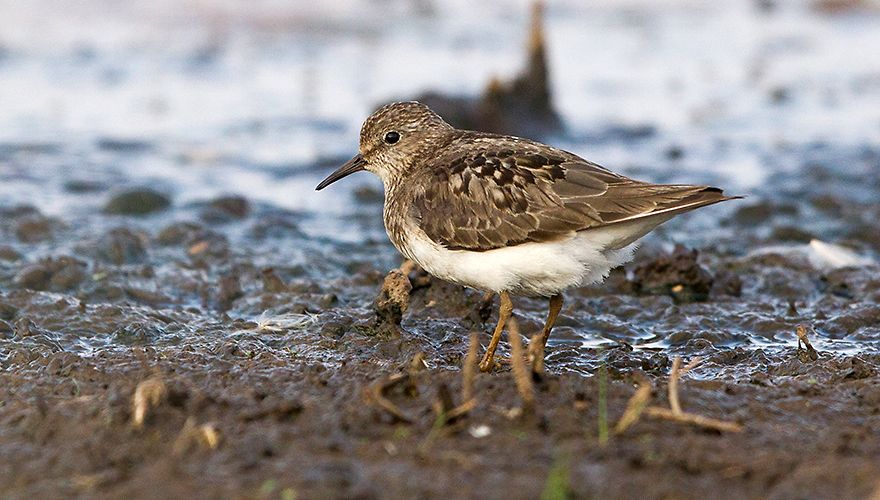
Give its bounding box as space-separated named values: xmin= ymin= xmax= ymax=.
xmin=644 ymin=407 xmax=744 ymax=433
xmin=462 ymin=333 xmax=479 ymax=403
xmin=669 ymin=356 xmax=702 ymax=415
xmin=446 ymin=398 xmax=477 ymax=420
xmin=132 ymin=376 xmax=166 ymax=429
xmin=669 ymin=357 xmax=683 ymax=415
xmin=614 ymin=356 xmax=742 ymax=435
xmin=682 ymin=356 xmax=703 ymax=373
xmin=530 ymin=332 xmax=545 ymax=375
xmin=614 ymin=375 xmax=652 ymax=435
xmin=796 ymin=324 xmax=819 ymax=361
xmin=365 ymin=373 xmax=413 ymax=423
xmin=508 ymin=318 xmax=534 ymax=411
xmin=173 ymin=417 xmax=221 ymax=455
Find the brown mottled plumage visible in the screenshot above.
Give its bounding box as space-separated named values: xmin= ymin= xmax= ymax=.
xmin=317 ymin=101 xmax=739 ymax=372
xmin=410 ymin=133 xmax=731 ymax=251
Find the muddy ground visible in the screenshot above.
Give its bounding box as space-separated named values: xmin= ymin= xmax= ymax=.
xmin=1 ymin=139 xmax=880 ymax=499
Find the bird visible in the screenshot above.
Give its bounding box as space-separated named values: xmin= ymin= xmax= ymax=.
xmin=316 ymin=101 xmax=738 ymax=372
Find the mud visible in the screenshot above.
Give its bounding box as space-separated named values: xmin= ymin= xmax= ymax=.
xmin=3 ymin=1 xmax=880 ymax=498
xmin=2 ymin=143 xmax=879 ymax=498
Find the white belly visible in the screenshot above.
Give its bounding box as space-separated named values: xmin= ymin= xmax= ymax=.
xmin=398 ymin=225 xmax=641 ymax=297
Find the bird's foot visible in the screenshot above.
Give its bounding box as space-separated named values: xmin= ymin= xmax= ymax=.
xmin=478 ymin=354 xmax=501 ymax=373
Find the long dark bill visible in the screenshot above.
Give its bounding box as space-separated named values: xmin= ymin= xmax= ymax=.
xmin=315 ymin=154 xmax=367 ymax=190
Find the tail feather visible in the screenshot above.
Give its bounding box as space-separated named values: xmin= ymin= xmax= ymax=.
xmin=586 ymin=186 xmax=742 ymax=249
xmin=611 ymin=186 xmax=742 ymax=225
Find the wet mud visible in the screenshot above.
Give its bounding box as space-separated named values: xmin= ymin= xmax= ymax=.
xmin=2 ymin=141 xmax=879 ymax=498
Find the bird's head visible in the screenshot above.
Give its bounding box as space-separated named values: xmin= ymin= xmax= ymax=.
xmin=316 ymin=101 xmax=454 ymax=190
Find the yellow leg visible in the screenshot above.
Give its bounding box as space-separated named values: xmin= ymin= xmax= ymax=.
xmin=479 ymin=291 xmax=513 ymax=372
xmin=531 ymin=294 xmax=563 ymax=373
xmin=539 ymin=294 xmax=564 ymax=348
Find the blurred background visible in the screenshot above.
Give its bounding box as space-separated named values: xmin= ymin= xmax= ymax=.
xmin=2 ymin=0 xmax=879 ymax=227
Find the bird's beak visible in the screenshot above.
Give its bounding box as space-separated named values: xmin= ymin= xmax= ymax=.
xmin=315 ymin=154 xmax=367 ymax=190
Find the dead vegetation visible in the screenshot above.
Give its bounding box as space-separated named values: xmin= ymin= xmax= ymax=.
xmin=365 ymin=340 xmax=481 ymax=426
xmin=797 ymin=324 xmax=820 ymax=362
xmin=173 ymin=417 xmax=221 ymax=454
xmin=363 ymin=323 xmax=743 ymax=440
xmin=615 ymin=356 xmax=744 ymax=435
xmin=364 ymin=373 xmax=415 ymax=423
xmin=131 ymin=376 xmax=167 ymax=429
xmin=507 ymin=318 xmax=535 ymax=412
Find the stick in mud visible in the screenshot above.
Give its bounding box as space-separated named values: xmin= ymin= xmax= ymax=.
xmin=508 ymin=318 xmax=535 ymax=411
xmin=530 ymin=332 xmax=545 ymax=375
xmin=614 ymin=356 xmax=743 ymax=434
xmin=408 ymin=351 xmax=427 ymax=397
xmin=462 ymin=332 xmax=479 ymax=404
xmin=669 ymin=356 xmax=702 ymax=415
xmin=643 ymin=407 xmax=744 ymax=433
xmin=132 ymin=376 xmax=166 ymax=429
xmin=445 ymin=398 xmax=477 ymax=420
xmin=437 ymin=335 xmax=480 ymax=423
xmin=173 ymin=417 xmax=221 ymax=455
xmin=613 ymin=374 xmax=652 ymax=435
xmin=796 ymin=324 xmax=820 ymax=362
xmin=365 ymin=373 xmax=413 ymax=423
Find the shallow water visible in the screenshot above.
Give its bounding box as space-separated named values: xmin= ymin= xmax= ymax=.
xmin=1 ymin=0 xmax=879 ymax=379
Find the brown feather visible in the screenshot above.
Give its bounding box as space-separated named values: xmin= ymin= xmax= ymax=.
xmin=410 ymin=131 xmax=738 ymax=252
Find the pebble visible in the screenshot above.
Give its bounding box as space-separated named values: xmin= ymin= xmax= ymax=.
xmin=104 ymin=188 xmax=171 ymax=215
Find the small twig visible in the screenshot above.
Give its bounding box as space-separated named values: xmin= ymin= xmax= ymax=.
xmin=530 ymin=332 xmax=545 ymax=375
xmin=173 ymin=417 xmax=221 ymax=455
xmin=407 ymin=352 xmax=427 ymax=396
xmin=365 ymin=373 xmax=413 ymax=423
xmin=409 ymin=351 xmax=427 ymax=373
xmin=446 ymin=398 xmax=477 ymax=420
xmin=796 ymin=324 xmax=819 ymax=362
xmin=669 ymin=356 xmax=702 ymax=415
xmin=669 ymin=357 xmax=683 ymax=415
xmin=682 ymin=356 xmax=703 ymax=374
xmin=132 ymin=376 xmax=166 ymax=429
xmin=615 ymin=357 xmax=742 ymax=435
xmin=644 ymin=406 xmax=744 ymax=433
xmin=508 ymin=318 xmax=534 ymax=411
xmin=462 ymin=333 xmax=479 ymax=403
xmin=614 ymin=375 xmax=652 ymax=435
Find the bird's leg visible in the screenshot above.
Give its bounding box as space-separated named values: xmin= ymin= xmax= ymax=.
xmin=479 ymin=291 xmax=513 ymax=372
xmin=530 ymin=294 xmax=564 ymax=372
xmin=539 ymin=294 xmax=564 ymax=347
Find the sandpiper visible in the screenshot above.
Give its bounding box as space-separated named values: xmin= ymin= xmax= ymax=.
xmin=317 ymin=101 xmax=738 ymax=372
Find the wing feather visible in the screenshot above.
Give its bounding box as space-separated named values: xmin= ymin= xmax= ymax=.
xmin=411 ymin=134 xmax=736 ymax=251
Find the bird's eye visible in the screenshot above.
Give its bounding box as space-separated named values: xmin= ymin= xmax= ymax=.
xmin=384 ymin=131 xmax=400 ymax=145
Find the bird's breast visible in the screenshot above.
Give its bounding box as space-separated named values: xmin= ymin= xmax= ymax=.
xmin=382 ymin=190 xmax=417 ymax=261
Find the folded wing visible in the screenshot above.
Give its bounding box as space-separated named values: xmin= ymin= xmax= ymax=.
xmin=411 ymin=136 xmax=736 ymax=252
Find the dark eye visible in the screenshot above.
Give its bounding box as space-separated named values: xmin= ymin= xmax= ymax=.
xmin=384 ymin=131 xmax=400 ymax=145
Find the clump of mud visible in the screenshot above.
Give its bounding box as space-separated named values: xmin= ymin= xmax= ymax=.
xmin=628 ymin=245 xmax=715 ymax=303
xmin=413 ymin=2 xmax=563 ymax=138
